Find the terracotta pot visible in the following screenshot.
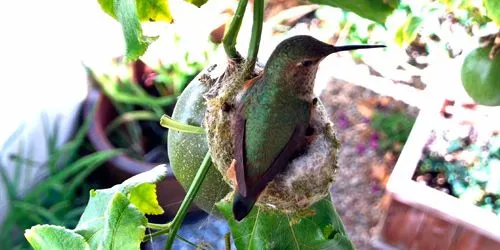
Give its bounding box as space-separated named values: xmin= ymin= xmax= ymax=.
xmin=84 ymin=89 xmax=199 ymax=219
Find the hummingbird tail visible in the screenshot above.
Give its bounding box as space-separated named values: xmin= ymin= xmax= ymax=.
xmin=233 ymin=193 xmax=256 ymax=221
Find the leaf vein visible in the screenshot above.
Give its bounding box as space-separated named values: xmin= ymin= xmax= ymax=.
xmin=287 ymin=214 xmax=300 ymax=249
xmin=247 ymin=207 xmax=260 ymax=250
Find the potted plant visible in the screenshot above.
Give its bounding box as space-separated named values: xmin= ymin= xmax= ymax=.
xmin=83 ymin=38 xmax=215 ymax=217
xmin=375 ymin=97 xmax=500 ymax=249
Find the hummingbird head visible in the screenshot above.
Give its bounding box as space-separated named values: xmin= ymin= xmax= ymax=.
xmin=264 ymin=35 xmax=385 ymax=98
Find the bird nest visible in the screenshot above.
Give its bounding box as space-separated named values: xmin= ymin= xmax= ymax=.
xmin=200 ymin=60 xmax=340 ymax=213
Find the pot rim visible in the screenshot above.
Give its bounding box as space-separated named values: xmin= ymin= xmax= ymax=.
xmin=84 ymin=88 xmax=174 ymax=177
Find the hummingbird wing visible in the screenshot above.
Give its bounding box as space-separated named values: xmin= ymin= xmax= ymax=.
xmin=232 ymin=109 xmax=249 ymax=196
xmin=232 ymin=78 xmax=310 ymax=198
xmin=232 ymin=111 xmax=308 ymax=198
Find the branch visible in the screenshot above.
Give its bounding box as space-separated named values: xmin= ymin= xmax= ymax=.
xmin=243 ymin=0 xmax=264 ymax=78
xmin=165 ymin=151 xmax=213 ymax=249
xmin=223 ymin=0 xmax=249 ymax=61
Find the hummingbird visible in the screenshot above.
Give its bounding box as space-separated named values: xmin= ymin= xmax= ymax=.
xmin=231 ymin=35 xmax=385 ymax=221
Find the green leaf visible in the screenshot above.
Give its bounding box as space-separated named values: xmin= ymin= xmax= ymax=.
xmin=160 ymin=114 xmax=206 ymax=134
xmin=97 ymin=0 xmax=173 ymax=60
xmin=25 ymin=225 xmax=90 ymax=250
xmin=115 ymin=0 xmax=155 ymax=60
xmin=484 ymin=0 xmax=500 ymax=26
xmin=185 ymin=0 xmax=208 ymax=8
xmin=128 ymin=183 xmax=164 ymax=215
xmin=100 ymin=192 xmax=147 ymax=250
xmin=394 ymin=15 xmax=423 ymax=47
xmin=308 ymin=0 xmax=400 ymax=24
xmin=106 ymin=110 xmax=159 ymax=134
xmin=74 ymin=165 xmax=167 ymax=247
xmin=118 ymin=164 xmax=168 ymax=193
xmin=74 ymin=189 xmax=114 ymax=248
xmin=217 ymin=196 xmax=354 ymax=250
xmin=135 ymin=0 xmax=173 ymax=22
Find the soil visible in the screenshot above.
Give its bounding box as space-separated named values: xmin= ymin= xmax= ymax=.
xmin=321 ymin=78 xmax=419 ymax=250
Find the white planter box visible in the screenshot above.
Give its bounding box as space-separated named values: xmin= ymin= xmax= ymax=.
xmin=376 ymin=98 xmax=500 ymax=249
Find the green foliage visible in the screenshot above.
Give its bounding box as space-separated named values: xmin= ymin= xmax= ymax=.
xmin=184 ymin=0 xmax=208 ymax=8
xmin=416 ymin=133 xmax=500 ymax=214
xmin=90 ymin=41 xmax=210 ymax=160
xmin=128 ymin=183 xmax=164 ymax=215
xmin=97 ymin=0 xmax=211 ymax=60
xmin=98 ymin=0 xmax=172 ymax=60
xmin=25 ymin=225 xmax=90 ymax=250
xmin=24 ymin=165 xmax=168 ymax=250
xmin=0 ymin=110 xmax=122 ymax=249
xmin=484 ymin=0 xmax=500 ymax=25
xmin=100 ymin=193 xmax=147 ymax=250
xmin=394 ymin=15 xmax=423 ymax=46
xmin=309 ymin=0 xmax=400 ymax=24
xmin=371 ymin=110 xmax=415 ymax=153
xmin=217 ymin=197 xmax=355 ymax=250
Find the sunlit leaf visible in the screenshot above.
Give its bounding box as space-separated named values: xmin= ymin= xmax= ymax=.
xmin=100 ymin=192 xmax=147 ymax=250
xmin=118 ymin=164 xmax=168 ymax=193
xmin=25 ymin=225 xmax=90 ymax=250
xmin=217 ymin=196 xmax=355 ymax=250
xmin=394 ymin=15 xmax=423 ymax=47
xmin=115 ymin=0 xmax=156 ymax=60
xmin=484 ymin=0 xmax=500 ymax=26
xmin=74 ymin=165 xmax=167 ymax=248
xmin=128 ymin=183 xmax=164 ymax=215
xmin=74 ymin=189 xmax=114 ymax=249
xmin=97 ymin=0 xmax=173 ymax=60
xmin=136 ymin=0 xmax=173 ymax=22
xmin=308 ymin=0 xmax=400 ymax=24
xmin=185 ymin=0 xmax=208 ymax=8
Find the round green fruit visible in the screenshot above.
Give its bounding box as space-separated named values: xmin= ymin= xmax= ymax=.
xmin=168 ymin=66 xmax=231 ymax=214
xmin=461 ymin=45 xmax=500 ymax=106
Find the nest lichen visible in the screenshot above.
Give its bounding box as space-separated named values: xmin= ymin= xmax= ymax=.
xmin=202 ymin=60 xmax=340 ymax=213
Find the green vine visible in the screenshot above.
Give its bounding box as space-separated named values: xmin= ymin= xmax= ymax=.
xmin=165 ymin=151 xmax=213 ymax=249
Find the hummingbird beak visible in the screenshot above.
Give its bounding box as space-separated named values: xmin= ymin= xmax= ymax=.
xmin=329 ymin=44 xmax=386 ymax=54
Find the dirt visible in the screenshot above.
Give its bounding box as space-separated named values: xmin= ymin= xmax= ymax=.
xmin=321 ymin=78 xmax=419 ymax=250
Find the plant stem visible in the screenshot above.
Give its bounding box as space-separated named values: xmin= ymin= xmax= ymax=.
xmin=165 ymin=151 xmax=213 ymax=250
xmin=225 ymin=232 xmax=231 ymax=250
xmin=223 ymin=0 xmax=248 ymax=61
xmin=244 ymin=0 xmax=264 ymax=77
xmin=147 ymin=222 xmax=171 ymax=230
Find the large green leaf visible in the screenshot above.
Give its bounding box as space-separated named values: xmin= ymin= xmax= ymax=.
xmin=100 ymin=192 xmax=147 ymax=250
xmin=115 ymin=0 xmax=155 ymax=60
xmin=217 ymin=197 xmax=355 ymax=250
xmin=308 ymin=0 xmax=400 ymax=24
xmin=98 ymin=0 xmax=173 ymax=23
xmin=118 ymin=164 xmax=168 ymax=193
xmin=73 ymin=165 xmax=167 ymax=248
xmin=484 ymin=0 xmax=500 ymax=26
xmin=25 ymin=225 xmax=90 ymax=250
xmin=97 ymin=0 xmax=173 ymax=60
xmin=74 ymin=189 xmax=114 ymax=248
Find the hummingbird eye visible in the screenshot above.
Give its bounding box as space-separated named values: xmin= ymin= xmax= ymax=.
xmin=301 ymin=60 xmax=314 ymax=67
